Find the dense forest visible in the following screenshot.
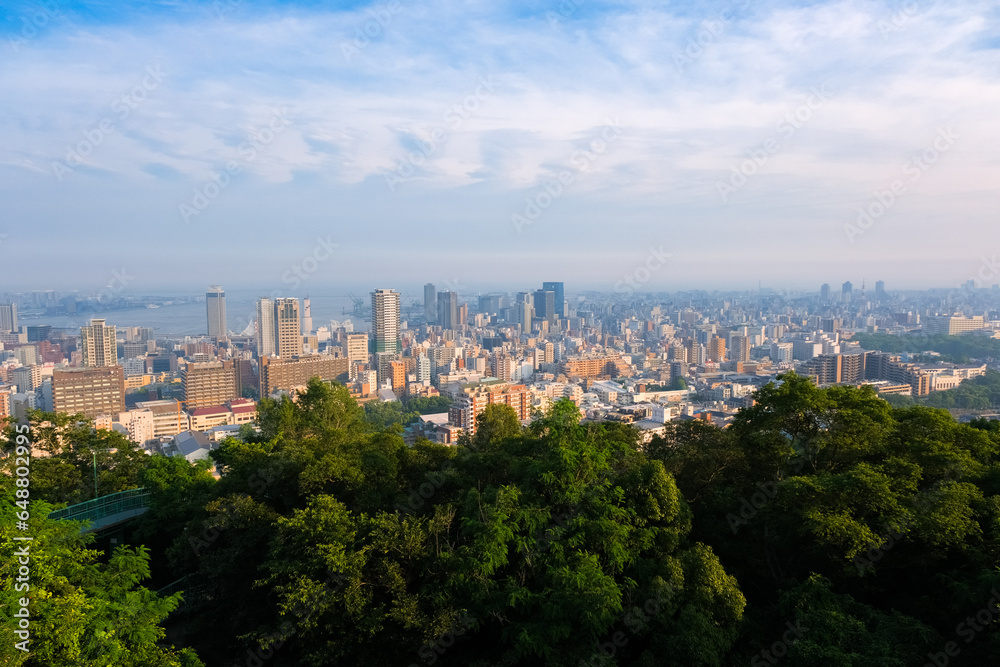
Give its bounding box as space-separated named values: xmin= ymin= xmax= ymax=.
xmin=3 ymin=373 xmax=1000 ymax=665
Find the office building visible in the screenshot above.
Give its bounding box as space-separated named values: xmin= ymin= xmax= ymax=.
xmin=0 ymin=303 xmax=17 ymax=333
xmin=206 ymin=285 xmax=227 ymax=338
xmin=182 ymin=360 xmax=239 ymax=409
xmin=302 ymin=297 xmax=313 ymax=334
xmin=820 ymin=284 xmax=830 ymax=302
xmin=371 ymin=289 xmax=402 ymax=354
xmin=542 ymin=282 xmax=565 ymax=318
xmin=80 ymin=319 xmax=117 ymax=367
xmin=52 ymin=366 xmax=126 ymax=419
xmin=26 ymin=325 xmax=51 ymax=342
xmin=259 ymin=355 xmax=349 ymax=396
xmin=255 ymin=298 xmax=276 ymax=357
xmin=533 ymin=289 xmax=556 ymax=323
xmin=437 ymin=291 xmax=459 ymax=330
xmin=875 ymin=280 xmax=885 ymax=298
xmin=424 ymin=283 xmax=436 ymax=324
xmin=274 ymin=298 xmax=301 ymax=358
xmin=923 ymin=315 xmax=987 ymax=336
xmin=134 ymin=399 xmax=188 ymax=438
xmin=842 ymin=281 xmax=853 ymax=302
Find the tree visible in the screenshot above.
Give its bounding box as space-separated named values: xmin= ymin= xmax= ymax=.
xmin=0 ymin=500 xmax=203 ymax=667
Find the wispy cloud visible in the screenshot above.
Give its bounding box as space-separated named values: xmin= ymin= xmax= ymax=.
xmin=1 ymin=0 xmax=998 ymax=290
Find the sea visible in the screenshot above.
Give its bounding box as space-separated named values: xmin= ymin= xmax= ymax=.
xmin=16 ymin=292 xmax=398 ymax=337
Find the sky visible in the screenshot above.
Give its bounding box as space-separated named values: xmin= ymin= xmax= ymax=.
xmin=1 ymin=0 xmax=999 ymax=297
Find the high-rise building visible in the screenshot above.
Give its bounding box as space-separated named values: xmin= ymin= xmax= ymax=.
xmin=709 ymin=336 xmax=726 ymax=362
xmin=730 ymin=334 xmax=751 ymax=363
xmin=542 ymin=282 xmax=565 ymax=318
xmin=424 ymin=283 xmax=436 ymax=324
xmin=206 ymin=285 xmax=227 ymax=338
xmin=0 ymin=303 xmax=18 ymax=333
xmin=256 ymin=298 xmax=276 ymax=357
xmin=820 ymin=284 xmax=831 ymax=302
xmin=842 ymin=281 xmax=853 ymax=302
xmin=875 ymin=280 xmax=886 ymax=298
xmin=302 ymin=297 xmax=313 ymax=334
xmin=533 ymin=290 xmax=556 ymax=323
xmin=182 ymin=360 xmax=238 ymax=409
xmin=52 ymin=366 xmax=126 ymax=419
xmin=274 ymin=298 xmax=302 ymax=358
xmin=437 ymin=291 xmax=459 ymax=330
xmin=371 ymin=289 xmax=401 ymax=354
xmin=80 ymin=319 xmax=117 ymax=367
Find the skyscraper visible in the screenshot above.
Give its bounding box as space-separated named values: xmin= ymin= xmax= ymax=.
xmin=515 ymin=294 xmax=533 ymax=332
xmin=842 ymin=281 xmax=853 ymax=302
xmin=302 ymin=297 xmax=313 ymax=334
xmin=0 ymin=303 xmax=17 ymax=333
xmin=533 ymin=290 xmax=555 ymax=324
xmin=437 ymin=291 xmax=459 ymax=330
xmin=820 ymin=284 xmax=830 ymax=302
xmin=80 ymin=318 xmax=117 ymax=367
xmin=424 ymin=283 xmax=436 ymax=324
xmin=274 ymin=298 xmax=301 ymax=358
xmin=206 ymin=285 xmax=227 ymax=338
xmin=542 ymin=282 xmax=565 ymax=318
xmin=875 ymin=280 xmax=885 ymax=298
xmin=371 ymin=289 xmax=402 ymax=354
xmin=255 ymin=298 xmax=276 ymax=357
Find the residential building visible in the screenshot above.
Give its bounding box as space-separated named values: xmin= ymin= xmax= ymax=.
xmin=371 ymin=289 xmax=402 ymax=354
xmin=274 ymin=298 xmax=301 ymax=358
xmin=0 ymin=303 xmax=17 ymax=332
xmin=256 ymin=298 xmax=276 ymax=357
xmin=80 ymin=319 xmax=117 ymax=367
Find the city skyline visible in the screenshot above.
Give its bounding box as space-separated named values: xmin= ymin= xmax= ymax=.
xmin=2 ymin=1 xmax=999 ymax=292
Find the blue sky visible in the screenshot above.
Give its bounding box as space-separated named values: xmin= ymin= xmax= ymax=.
xmin=1 ymin=0 xmax=998 ymax=297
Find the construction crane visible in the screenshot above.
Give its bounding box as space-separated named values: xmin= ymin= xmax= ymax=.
xmin=343 ymin=293 xmax=368 ymax=319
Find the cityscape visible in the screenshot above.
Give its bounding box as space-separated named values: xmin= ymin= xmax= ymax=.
xmin=4 ymin=0 xmax=1000 ymax=665
xmin=3 ymin=281 xmax=1000 ymax=456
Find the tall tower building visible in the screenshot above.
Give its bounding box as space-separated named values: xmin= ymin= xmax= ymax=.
xmin=842 ymin=281 xmax=853 ymax=302
xmin=255 ymin=298 xmax=276 ymax=358
xmin=0 ymin=303 xmax=17 ymax=333
xmin=371 ymin=289 xmax=401 ymax=354
xmin=80 ymin=319 xmax=117 ymax=367
xmin=533 ymin=290 xmax=556 ymax=324
xmin=274 ymin=298 xmax=302 ymax=358
xmin=820 ymin=284 xmax=831 ymax=302
xmin=542 ymin=282 xmax=565 ymax=318
xmin=875 ymin=280 xmax=886 ymax=299
xmin=302 ymin=297 xmax=313 ymax=334
xmin=206 ymin=285 xmax=227 ymax=338
xmin=424 ymin=283 xmax=436 ymax=324
xmin=437 ymin=291 xmax=459 ymax=330
xmin=730 ymin=334 xmax=751 ymax=363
